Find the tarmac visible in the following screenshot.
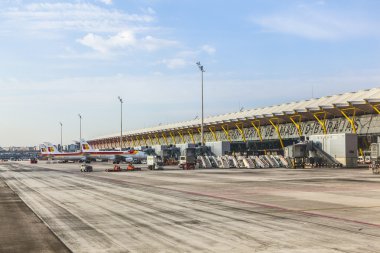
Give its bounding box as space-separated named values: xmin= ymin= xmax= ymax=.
xmin=0 ymin=166 xmax=70 ymax=253
xmin=1 ymin=161 xmax=380 ymax=252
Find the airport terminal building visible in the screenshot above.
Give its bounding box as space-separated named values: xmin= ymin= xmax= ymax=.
xmin=89 ymin=88 xmax=380 ymax=156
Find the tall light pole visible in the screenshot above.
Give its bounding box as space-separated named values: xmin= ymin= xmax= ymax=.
xmin=78 ymin=114 xmax=82 ymax=141
xmin=118 ymin=96 xmax=123 ymax=150
xmin=59 ymin=122 xmax=63 ymax=151
xmin=196 ymin=62 xmax=205 ymax=146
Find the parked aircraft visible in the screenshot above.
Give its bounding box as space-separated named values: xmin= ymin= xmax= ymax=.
xmin=39 ymin=140 xmax=147 ymax=164
xmin=80 ymin=140 xmax=146 ymax=163
xmin=40 ymin=143 xmax=86 ymax=162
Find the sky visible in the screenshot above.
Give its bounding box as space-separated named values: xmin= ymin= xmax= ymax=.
xmin=1 ymin=0 xmax=380 ymax=146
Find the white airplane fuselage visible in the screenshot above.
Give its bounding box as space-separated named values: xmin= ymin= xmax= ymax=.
xmin=41 ymin=152 xmax=85 ymax=161
xmin=83 ymin=150 xmax=146 ymax=162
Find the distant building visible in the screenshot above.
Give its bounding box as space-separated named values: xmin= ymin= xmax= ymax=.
xmin=67 ymin=144 xmax=78 ymax=152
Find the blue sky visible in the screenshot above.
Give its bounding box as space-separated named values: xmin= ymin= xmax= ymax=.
xmin=0 ymin=0 xmax=380 ymax=146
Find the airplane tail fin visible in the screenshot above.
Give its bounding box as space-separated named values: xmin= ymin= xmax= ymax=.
xmin=44 ymin=142 xmax=61 ymax=154
xmin=39 ymin=144 xmax=49 ymax=154
xmin=80 ymin=139 xmax=96 ymax=152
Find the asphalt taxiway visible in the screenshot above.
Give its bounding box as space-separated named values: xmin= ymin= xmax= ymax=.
xmin=1 ymin=161 xmax=380 ymax=252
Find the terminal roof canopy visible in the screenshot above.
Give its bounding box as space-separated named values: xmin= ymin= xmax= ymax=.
xmin=94 ymin=87 xmax=380 ymax=139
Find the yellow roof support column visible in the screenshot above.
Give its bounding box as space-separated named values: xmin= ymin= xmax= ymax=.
xmin=340 ymin=107 xmax=357 ymax=134
xmin=197 ymin=128 xmax=205 ymax=144
xmin=154 ymin=133 xmax=161 ymax=145
xmin=221 ymin=124 xmax=232 ymax=142
xmin=313 ymin=112 xmax=327 ymax=134
xmin=235 ymin=122 xmax=247 ymax=142
xmin=208 ymin=126 xmax=218 ymax=141
xmin=148 ymin=135 xmax=154 ymax=146
xmin=269 ymin=118 xmax=284 ymax=149
xmin=251 ymin=120 xmax=263 ymax=141
xmin=289 ymin=114 xmax=303 ymax=137
xmin=136 ymin=136 xmax=142 ymax=146
xmin=187 ymin=129 xmax=195 ymax=144
xmin=369 ymin=103 xmax=380 ymax=114
xmin=169 ymin=131 xmax=176 ymax=145
xmin=161 ymin=133 xmax=169 ymax=145
xmin=359 ymin=148 xmax=364 ymax=157
xmin=177 ymin=130 xmax=185 ymax=144
xmin=131 ymin=136 xmax=136 ymax=147
xmin=141 ymin=135 xmax=147 ymax=146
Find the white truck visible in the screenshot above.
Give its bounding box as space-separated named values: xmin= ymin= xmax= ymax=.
xmin=178 ymin=155 xmax=196 ymax=170
xmin=147 ymin=156 xmax=163 ymax=170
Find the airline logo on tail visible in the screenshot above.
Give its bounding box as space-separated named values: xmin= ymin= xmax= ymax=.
xmin=40 ymin=143 xmax=58 ymax=155
xmin=42 ymin=142 xmax=61 ymax=155
xmin=80 ymin=139 xmax=96 ymax=152
xmin=40 ymin=144 xmax=48 ymax=154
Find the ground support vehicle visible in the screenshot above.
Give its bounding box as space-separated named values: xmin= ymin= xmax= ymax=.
xmin=106 ymin=165 xmax=122 ymax=172
xmin=179 ymin=156 xmax=196 ymax=170
xmin=370 ymin=143 xmax=380 ymax=174
xmin=147 ymin=156 xmax=164 ymax=170
xmin=370 ymin=161 xmax=380 ymax=174
xmin=80 ymin=164 xmax=93 ymax=172
xmin=105 ymin=164 xmax=141 ymax=172
xmin=126 ymin=163 xmax=141 ymax=171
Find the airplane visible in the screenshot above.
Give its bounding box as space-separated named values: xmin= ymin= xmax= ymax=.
xmin=40 ymin=142 xmax=87 ymax=162
xmin=80 ymin=139 xmax=147 ymax=163
xmin=39 ymin=143 xmax=48 ymax=155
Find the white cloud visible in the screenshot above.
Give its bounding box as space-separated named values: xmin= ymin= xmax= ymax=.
xmin=0 ymin=2 xmax=179 ymax=55
xmin=99 ymin=0 xmax=112 ymax=5
xmin=157 ymin=44 xmax=216 ymax=69
xmin=78 ymin=30 xmax=136 ymax=53
xmin=0 ymin=2 xmax=154 ymax=33
xmin=78 ymin=31 xmax=178 ymax=53
xmin=253 ymin=7 xmax=376 ymax=40
xmin=0 ymin=1 xmax=216 ymax=63
xmin=201 ymin=44 xmax=216 ymax=55
xmin=161 ymin=58 xmax=187 ymax=69
xmin=140 ymin=35 xmax=178 ymax=51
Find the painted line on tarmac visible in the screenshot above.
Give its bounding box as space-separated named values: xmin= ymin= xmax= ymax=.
xmin=13 ymin=164 xmax=380 ymax=230
xmin=88 ymin=174 xmax=380 ymax=229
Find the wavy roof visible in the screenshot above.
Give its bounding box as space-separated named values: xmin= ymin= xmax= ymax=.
xmin=93 ymin=87 xmax=380 ymax=139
